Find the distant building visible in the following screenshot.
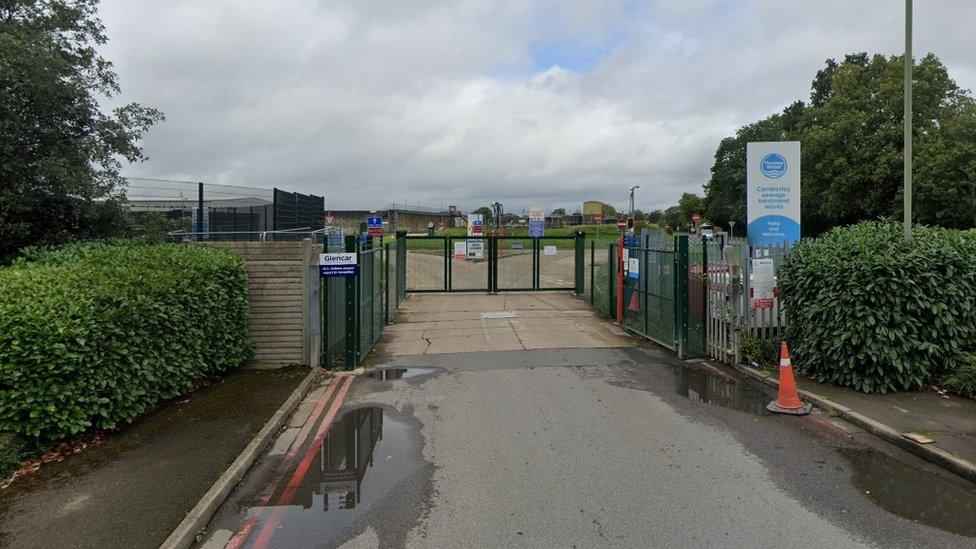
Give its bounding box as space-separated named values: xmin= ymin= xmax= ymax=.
xmin=582 ymin=201 xmax=606 ymax=223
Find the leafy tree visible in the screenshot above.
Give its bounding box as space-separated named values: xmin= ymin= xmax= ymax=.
xmin=600 ymin=203 xmax=619 ymax=217
xmin=645 ymin=209 xmax=664 ymax=223
xmin=472 ymin=206 xmax=493 ymax=223
xmin=703 ymin=53 xmax=976 ymax=234
xmin=551 ymin=207 xmax=567 ymax=216
xmin=661 ymin=206 xmax=682 ymax=230
xmin=677 ymin=193 xmax=704 ymax=225
xmin=0 ymin=0 xmax=163 ymax=260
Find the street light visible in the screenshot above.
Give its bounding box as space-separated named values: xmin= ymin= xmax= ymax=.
xmin=904 ymin=0 xmax=913 ymax=241
xmin=728 ymin=220 xmax=736 ymax=240
xmin=629 ymin=185 xmax=640 ymax=234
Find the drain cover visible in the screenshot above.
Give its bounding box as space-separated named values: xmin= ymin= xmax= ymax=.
xmin=482 ymin=311 xmax=517 ymax=319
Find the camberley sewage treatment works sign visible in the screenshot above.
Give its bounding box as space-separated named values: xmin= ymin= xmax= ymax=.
xmin=746 ymin=141 xmax=800 ymax=246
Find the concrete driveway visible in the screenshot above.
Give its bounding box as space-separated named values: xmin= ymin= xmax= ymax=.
xmin=200 ymin=292 xmax=976 ymax=548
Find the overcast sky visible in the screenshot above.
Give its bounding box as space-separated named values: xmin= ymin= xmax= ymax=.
xmin=100 ymin=0 xmax=976 ymax=214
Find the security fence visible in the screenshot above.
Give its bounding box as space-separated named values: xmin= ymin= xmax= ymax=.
xmin=591 ymin=230 xmax=788 ymax=362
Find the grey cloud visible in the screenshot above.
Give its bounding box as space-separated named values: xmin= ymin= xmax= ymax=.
xmin=99 ymin=0 xmax=976 ymax=214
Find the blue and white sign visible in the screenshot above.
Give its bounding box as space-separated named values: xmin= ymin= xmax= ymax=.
xmin=747 ymin=141 xmax=801 ymax=246
xmin=319 ymin=253 xmax=358 ymax=277
xmin=529 ymin=207 xmax=545 ymax=238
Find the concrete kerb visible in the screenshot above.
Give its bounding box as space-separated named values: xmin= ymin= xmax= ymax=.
xmin=725 ymin=361 xmax=976 ymax=485
xmin=160 ymin=367 xmax=322 ymax=549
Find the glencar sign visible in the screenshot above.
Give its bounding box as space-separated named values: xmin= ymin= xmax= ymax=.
xmin=747 ymin=141 xmax=801 ymax=246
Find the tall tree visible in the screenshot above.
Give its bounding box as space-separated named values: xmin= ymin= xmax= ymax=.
xmin=702 ymin=53 xmax=976 ymax=235
xmin=0 ymin=0 xmax=163 ymax=259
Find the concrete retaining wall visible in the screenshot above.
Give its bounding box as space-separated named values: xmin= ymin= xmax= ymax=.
xmin=204 ymin=240 xmax=320 ymax=368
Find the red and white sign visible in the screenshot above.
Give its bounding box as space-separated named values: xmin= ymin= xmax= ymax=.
xmin=594 ymin=214 xmax=603 ymax=224
xmin=751 ymin=258 xmax=775 ymax=310
xmin=325 ymin=215 xmax=335 ymax=225
xmin=617 ymin=219 xmax=627 ymax=230
xmin=692 ymin=213 xmax=701 ymax=223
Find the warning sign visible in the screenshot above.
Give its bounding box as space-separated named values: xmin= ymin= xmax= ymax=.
xmin=751 ymin=258 xmax=775 ymax=309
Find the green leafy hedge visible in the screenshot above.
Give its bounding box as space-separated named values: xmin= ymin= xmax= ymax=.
xmin=780 ymin=221 xmax=976 ymax=393
xmin=0 ymin=242 xmax=252 ymax=441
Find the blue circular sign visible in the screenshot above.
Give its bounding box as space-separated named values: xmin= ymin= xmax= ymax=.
xmin=760 ymin=153 xmax=787 ymax=179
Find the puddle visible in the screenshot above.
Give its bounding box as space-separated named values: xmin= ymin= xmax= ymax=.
xmin=365 ymin=367 xmax=439 ymax=380
xmin=671 ymin=365 xmax=770 ymax=416
xmin=238 ymin=407 xmax=420 ymax=547
xmin=842 ymin=447 xmax=976 ymax=537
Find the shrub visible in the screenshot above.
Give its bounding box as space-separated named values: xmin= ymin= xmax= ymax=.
xmin=780 ymin=221 xmax=976 ymax=393
xmin=943 ymin=354 xmax=976 ymax=398
xmin=0 ymin=242 xmax=252 ymax=441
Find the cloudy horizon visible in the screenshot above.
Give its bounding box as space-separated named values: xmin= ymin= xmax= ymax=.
xmin=99 ymin=0 xmax=976 ymax=215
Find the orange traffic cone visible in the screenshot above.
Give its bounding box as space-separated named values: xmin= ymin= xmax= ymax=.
xmin=766 ymin=341 xmax=812 ymax=415
xmin=627 ymin=288 xmax=640 ymax=312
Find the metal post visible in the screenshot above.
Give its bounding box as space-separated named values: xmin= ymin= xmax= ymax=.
xmin=675 ymin=235 xmax=689 ymax=359
xmin=574 ymin=231 xmax=585 ymax=296
xmin=197 ymin=182 xmax=204 ymax=235
xmin=384 ymin=243 xmax=390 ymax=324
xmin=344 ymin=235 xmax=358 ymax=369
xmin=272 ymin=188 xmax=279 ymax=231
xmin=616 ymin=234 xmax=624 ymax=324
xmin=443 ymin=237 xmax=450 ymax=292
xmin=590 ymin=240 xmax=595 ymax=306
xmin=904 ymin=0 xmax=913 ymax=241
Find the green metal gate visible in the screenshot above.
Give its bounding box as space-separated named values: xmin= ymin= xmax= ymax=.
xmin=400 ymin=232 xmax=584 ymax=294
xmin=609 ymin=233 xmax=707 ymax=359
xmin=322 ymin=234 xmax=397 ymax=370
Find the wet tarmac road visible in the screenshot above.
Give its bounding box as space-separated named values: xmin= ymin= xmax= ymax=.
xmin=201 ymin=346 xmax=976 ymax=548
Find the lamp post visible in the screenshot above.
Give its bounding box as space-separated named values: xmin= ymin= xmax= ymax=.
xmin=728 ymin=220 xmax=736 ymax=240
xmin=904 ymin=0 xmax=913 ymax=241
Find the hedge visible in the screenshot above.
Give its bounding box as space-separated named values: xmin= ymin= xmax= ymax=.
xmin=0 ymin=242 xmax=252 ymax=441
xmin=780 ymin=221 xmax=976 ymax=393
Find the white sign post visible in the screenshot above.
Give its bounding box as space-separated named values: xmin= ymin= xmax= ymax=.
xmin=747 ymin=141 xmax=801 ymax=247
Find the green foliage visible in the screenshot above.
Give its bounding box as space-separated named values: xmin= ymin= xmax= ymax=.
xmin=780 ymin=221 xmax=976 ymax=393
xmin=0 ymin=431 xmax=26 ymax=479
xmin=703 ymin=53 xmax=976 ymax=234
xmin=739 ymin=330 xmax=779 ymax=367
xmin=0 ymin=242 xmax=252 ymax=441
xmin=0 ymin=1 xmax=163 ymax=259
xmin=942 ymin=354 xmax=976 ymax=398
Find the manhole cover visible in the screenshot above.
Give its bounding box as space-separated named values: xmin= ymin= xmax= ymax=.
xmin=481 ymin=311 xmax=517 ymax=319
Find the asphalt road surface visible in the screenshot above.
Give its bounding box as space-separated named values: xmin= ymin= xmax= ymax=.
xmin=201 ymin=293 xmax=976 ymax=548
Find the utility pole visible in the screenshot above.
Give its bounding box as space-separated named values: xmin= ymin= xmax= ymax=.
xmin=629 ymin=185 xmax=640 ymax=234
xmin=904 ymin=0 xmax=913 ymax=241
xmin=728 ymin=220 xmax=736 ymax=240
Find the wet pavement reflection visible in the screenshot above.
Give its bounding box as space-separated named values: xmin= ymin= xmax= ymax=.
xmin=365 ymin=367 xmax=439 ymax=380
xmin=671 ymin=365 xmax=769 ymax=415
xmin=237 ymin=407 xmax=415 ymax=548
xmin=842 ymin=447 xmax=976 ymax=537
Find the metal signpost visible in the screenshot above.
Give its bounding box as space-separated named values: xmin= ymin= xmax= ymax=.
xmin=746 ymin=141 xmax=801 ymax=247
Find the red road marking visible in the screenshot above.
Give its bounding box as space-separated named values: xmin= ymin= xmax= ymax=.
xmin=225 ymin=375 xmax=353 ymax=549
xmin=249 ymin=375 xmax=355 ymax=549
